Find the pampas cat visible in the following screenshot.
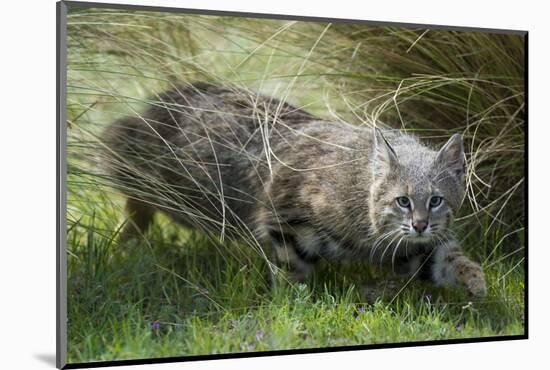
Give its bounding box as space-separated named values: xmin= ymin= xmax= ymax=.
xmin=102 ymin=82 xmax=486 ymax=297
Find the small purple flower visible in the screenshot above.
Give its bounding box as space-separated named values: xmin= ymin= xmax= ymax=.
xmin=150 ymin=320 xmax=160 ymax=331
xmin=455 ymin=323 xmax=462 ymax=332
xmin=255 ymin=330 xmax=265 ymax=340
xmin=357 ymin=306 xmax=366 ymax=314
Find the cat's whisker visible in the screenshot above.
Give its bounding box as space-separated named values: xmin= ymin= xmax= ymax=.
xmin=433 ymin=233 xmax=450 ymax=250
xmin=391 ymin=235 xmax=405 ymax=272
xmin=369 ymin=229 xmax=398 ymax=262
xmin=379 ymin=231 xmax=402 ymax=266
xmin=369 ymin=230 xmax=394 ymax=261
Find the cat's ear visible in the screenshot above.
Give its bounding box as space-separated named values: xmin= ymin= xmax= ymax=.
xmin=373 ymin=128 xmax=398 ymax=175
xmin=435 ymin=133 xmax=465 ymax=177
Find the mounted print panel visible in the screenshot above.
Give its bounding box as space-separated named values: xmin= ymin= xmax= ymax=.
xmin=57 ymin=1 xmax=527 ymax=368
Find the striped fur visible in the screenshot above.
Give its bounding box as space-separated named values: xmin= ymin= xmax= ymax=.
xmin=102 ymin=83 xmax=486 ymax=296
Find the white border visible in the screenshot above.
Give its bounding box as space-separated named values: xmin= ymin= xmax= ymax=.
xmin=2 ymin=0 xmax=546 ymax=369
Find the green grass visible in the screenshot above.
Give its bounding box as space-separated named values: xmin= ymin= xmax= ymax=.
xmin=66 ymin=195 xmax=524 ymax=363
xmin=65 ymin=6 xmax=525 ymax=364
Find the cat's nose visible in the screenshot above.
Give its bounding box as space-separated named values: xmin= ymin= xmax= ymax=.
xmin=412 ymin=220 xmax=428 ymax=233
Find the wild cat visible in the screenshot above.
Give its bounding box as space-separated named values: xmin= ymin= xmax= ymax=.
xmin=102 ymin=82 xmax=486 ymax=297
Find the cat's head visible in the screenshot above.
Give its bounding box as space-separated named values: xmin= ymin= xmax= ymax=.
xmin=368 ymin=129 xmax=465 ymax=245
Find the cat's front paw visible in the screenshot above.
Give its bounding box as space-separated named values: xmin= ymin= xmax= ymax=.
xmin=465 ymin=272 xmax=486 ymax=297
xmin=460 ymin=264 xmax=486 ymax=297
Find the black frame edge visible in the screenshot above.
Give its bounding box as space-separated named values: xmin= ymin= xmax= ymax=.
xmin=523 ymin=32 xmax=529 ymax=339
xmin=64 ymin=335 xmax=527 ymax=369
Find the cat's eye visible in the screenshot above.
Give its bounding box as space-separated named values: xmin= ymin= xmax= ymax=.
xmin=429 ymin=196 xmax=443 ymax=208
xmin=396 ymin=196 xmax=411 ymax=208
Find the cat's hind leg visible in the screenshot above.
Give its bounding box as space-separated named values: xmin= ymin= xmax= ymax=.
xmin=119 ymin=198 xmax=156 ymax=243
